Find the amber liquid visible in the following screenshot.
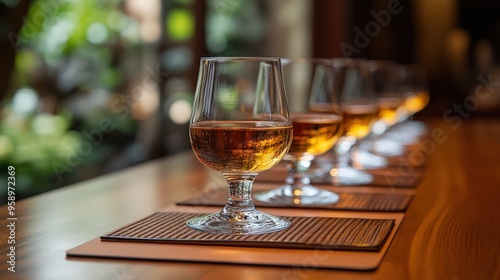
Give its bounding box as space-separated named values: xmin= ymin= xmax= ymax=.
xmin=377 ymin=97 xmax=404 ymax=126
xmin=341 ymin=104 xmax=379 ymax=139
xmin=190 ymin=121 xmax=292 ymax=173
xmin=287 ymin=113 xmax=343 ymax=158
xmin=403 ymin=91 xmax=430 ymax=114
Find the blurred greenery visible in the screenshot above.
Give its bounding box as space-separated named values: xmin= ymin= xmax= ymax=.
xmin=166 ymin=8 xmax=195 ymax=41
xmin=0 ymin=0 xmax=266 ymax=203
xmin=205 ymin=0 xmax=265 ymax=55
xmin=1 ymin=0 xmax=142 ymax=203
xmin=0 ymin=112 xmax=74 ymax=197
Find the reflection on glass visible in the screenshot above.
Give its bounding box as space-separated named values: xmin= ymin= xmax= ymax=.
xmin=187 ymin=57 xmax=293 ymax=235
xmin=254 ymin=58 xmax=342 ymax=205
xmin=313 ymin=58 xmax=377 ymax=186
xmin=352 ymin=60 xmax=406 ymax=159
xmin=385 ymin=64 xmax=430 ymax=143
xmin=396 ymin=65 xmax=430 ymax=121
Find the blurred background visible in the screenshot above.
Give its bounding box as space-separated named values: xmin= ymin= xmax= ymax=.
xmin=1 ymin=0 xmax=499 ymax=203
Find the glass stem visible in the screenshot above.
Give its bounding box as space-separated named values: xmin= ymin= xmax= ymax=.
xmin=335 ymin=137 xmax=356 ymax=168
xmin=352 ymin=133 xmax=373 ymax=153
xmin=371 ymin=119 xmax=389 ymax=136
xmin=285 ymin=157 xmax=313 ymax=195
xmin=221 ymin=174 xmax=257 ymax=215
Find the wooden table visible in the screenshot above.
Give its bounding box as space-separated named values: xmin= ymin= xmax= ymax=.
xmin=1 ymin=118 xmax=500 ymax=280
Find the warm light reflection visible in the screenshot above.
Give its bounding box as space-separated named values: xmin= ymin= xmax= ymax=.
xmin=126 ymin=0 xmax=161 ymax=43
xmin=141 ymin=21 xmax=161 ymax=42
xmin=330 ymin=168 xmax=338 ymax=177
xmin=293 ymin=189 xmax=302 ymax=196
xmin=404 ymin=91 xmax=430 ymax=114
xmin=132 ymin=89 xmax=160 ymax=120
xmin=169 ymin=99 xmax=192 ymax=124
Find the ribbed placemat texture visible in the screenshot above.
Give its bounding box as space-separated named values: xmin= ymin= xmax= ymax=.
xmin=385 ymin=155 xmax=427 ymax=168
xmin=308 ymin=172 xmax=422 ymax=188
xmin=177 ymin=188 xmax=412 ymax=212
xmin=368 ymin=173 xmax=423 ymax=188
xmin=101 ymin=212 xmax=394 ymax=251
xmin=258 ymin=165 xmax=423 ymax=188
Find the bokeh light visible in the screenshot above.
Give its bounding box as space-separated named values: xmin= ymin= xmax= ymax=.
xmin=166 ymin=8 xmax=194 ymax=41
xmin=169 ymin=99 xmax=192 ymax=124
xmin=86 ymin=23 xmax=109 ymax=44
xmin=12 ymin=87 xmax=39 ymax=114
xmin=164 ymin=93 xmax=192 ymax=125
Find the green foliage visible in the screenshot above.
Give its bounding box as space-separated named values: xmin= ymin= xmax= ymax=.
xmin=1 ymin=0 xmax=144 ymax=203
xmin=0 ymin=112 xmax=76 ymax=202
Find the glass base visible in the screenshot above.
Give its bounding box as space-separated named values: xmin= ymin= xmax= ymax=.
xmin=186 ymin=209 xmax=290 ymax=235
xmin=396 ymin=120 xmax=427 ymax=133
xmin=385 ymin=121 xmax=427 ymax=144
xmin=254 ymin=185 xmax=339 ymax=205
xmin=331 ymin=167 xmax=374 ymax=186
xmin=350 ymin=150 xmax=388 ymax=170
xmin=371 ymin=138 xmax=405 ymax=157
xmin=384 ymin=131 xmax=419 ymax=145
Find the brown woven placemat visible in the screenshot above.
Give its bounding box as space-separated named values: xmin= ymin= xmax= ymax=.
xmin=177 ymin=188 xmax=413 ymax=212
xmin=384 ymin=153 xmax=427 ymax=169
xmin=101 ymin=212 xmax=394 ymax=251
xmin=309 ymin=173 xmax=422 ymax=188
xmin=258 ymin=164 xmax=424 ymax=188
xmin=368 ymin=172 xmax=423 ymax=188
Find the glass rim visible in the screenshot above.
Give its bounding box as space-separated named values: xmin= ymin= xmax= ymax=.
xmin=200 ymin=56 xmax=281 ymax=62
